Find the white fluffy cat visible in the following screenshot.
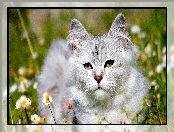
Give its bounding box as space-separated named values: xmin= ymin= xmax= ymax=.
xmin=37 ymin=13 xmax=149 ymax=131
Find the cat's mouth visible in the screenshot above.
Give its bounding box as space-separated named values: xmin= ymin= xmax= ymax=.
xmin=98 ymin=87 xmax=102 ymax=90
xmin=94 ymin=87 xmax=103 ymax=91
xmin=95 ymin=84 xmax=104 ymax=91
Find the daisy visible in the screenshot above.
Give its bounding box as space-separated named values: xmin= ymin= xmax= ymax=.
xmin=18 ymin=78 xmax=32 ymax=92
xmin=18 ymin=82 xmax=26 ymax=92
xmin=42 ymin=92 xmax=56 ymax=124
xmin=156 ymin=64 xmax=163 ymax=74
xmin=31 ymin=114 xmax=45 ymax=124
xmin=33 ymin=81 xmax=38 ymax=89
xmin=15 ymin=95 xmax=31 ymax=110
xmin=18 ymin=67 xmax=26 ymax=76
xmin=131 ymin=25 xmax=141 ymax=34
xmin=42 ymin=92 xmax=53 ymax=105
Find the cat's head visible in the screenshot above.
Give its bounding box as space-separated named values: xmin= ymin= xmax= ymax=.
xmin=67 ymin=13 xmax=137 ymax=101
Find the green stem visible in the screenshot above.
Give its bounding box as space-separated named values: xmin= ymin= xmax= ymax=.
xmin=9 ymin=103 xmax=13 ymax=124
xmin=48 ymin=104 xmax=56 ymax=124
xmin=156 ymin=96 xmax=162 ymax=124
xmin=24 ymin=108 xmax=30 ymax=124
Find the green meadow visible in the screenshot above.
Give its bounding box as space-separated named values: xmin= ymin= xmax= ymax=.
xmin=8 ymin=9 xmax=166 ymax=127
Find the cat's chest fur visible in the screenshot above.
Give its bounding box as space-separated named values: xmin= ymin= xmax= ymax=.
xmin=61 ymin=84 xmax=128 ymax=124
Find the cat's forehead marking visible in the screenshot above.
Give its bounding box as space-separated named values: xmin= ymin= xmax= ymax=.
xmin=91 ymin=34 xmax=105 ymax=65
xmin=94 ymin=45 xmax=98 ymax=56
xmin=93 ymin=35 xmax=101 ymax=56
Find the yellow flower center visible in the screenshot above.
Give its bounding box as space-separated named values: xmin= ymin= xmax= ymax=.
xmin=28 ymin=68 xmax=35 ymax=75
xmin=21 ymin=99 xmax=27 ymax=107
xmin=22 ymin=78 xmax=27 ymax=86
xmin=38 ymin=117 xmax=45 ymax=124
xmin=44 ymin=93 xmax=50 ymax=103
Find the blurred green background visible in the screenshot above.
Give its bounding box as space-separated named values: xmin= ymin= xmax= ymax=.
xmin=8 ymin=9 xmax=166 ymax=125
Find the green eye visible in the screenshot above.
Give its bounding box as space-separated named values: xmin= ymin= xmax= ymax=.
xmin=104 ymin=60 xmax=114 ymax=68
xmin=83 ymin=62 xmax=93 ymax=70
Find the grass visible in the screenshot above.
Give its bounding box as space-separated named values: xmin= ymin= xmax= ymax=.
xmin=8 ymin=8 xmax=166 ymax=126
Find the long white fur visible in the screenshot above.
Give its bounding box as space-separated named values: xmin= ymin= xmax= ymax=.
xmin=37 ymin=13 xmax=149 ymax=132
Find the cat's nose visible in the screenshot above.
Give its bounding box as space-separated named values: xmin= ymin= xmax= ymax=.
xmin=94 ymin=76 xmax=103 ymax=83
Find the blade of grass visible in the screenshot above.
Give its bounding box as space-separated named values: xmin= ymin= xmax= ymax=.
xmin=16 ymin=9 xmax=36 ymax=59
xmin=11 ymin=2 xmax=35 ymax=60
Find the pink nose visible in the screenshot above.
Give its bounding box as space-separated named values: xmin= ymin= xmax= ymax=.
xmin=94 ymin=76 xmax=103 ymax=83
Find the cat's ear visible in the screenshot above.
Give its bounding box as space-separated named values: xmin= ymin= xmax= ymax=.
xmin=68 ymin=18 xmax=89 ymax=50
xmin=108 ymin=13 xmax=128 ymax=38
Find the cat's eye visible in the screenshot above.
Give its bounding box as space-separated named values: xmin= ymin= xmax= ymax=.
xmin=104 ymin=60 xmax=114 ymax=68
xmin=83 ymin=62 xmax=93 ymax=70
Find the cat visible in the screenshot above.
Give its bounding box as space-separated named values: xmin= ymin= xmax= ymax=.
xmin=37 ymin=13 xmax=149 ymax=131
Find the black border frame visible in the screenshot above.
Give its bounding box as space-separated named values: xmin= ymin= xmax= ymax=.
xmin=7 ymin=6 xmax=167 ymax=126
